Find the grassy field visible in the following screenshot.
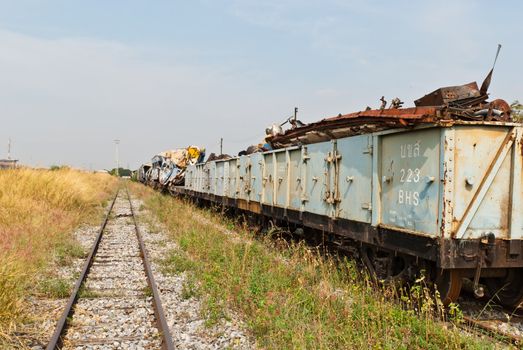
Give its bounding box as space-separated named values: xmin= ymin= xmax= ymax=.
xmin=131 ymin=184 xmax=493 ymax=350
xmin=0 ymin=168 xmax=117 ymax=341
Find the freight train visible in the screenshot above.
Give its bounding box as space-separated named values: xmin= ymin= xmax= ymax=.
xmin=140 ymin=78 xmax=523 ymax=307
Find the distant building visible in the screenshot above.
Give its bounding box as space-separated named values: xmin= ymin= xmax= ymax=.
xmin=0 ymin=159 xmax=18 ymax=169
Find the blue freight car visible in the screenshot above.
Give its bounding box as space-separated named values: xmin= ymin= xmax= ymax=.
xmin=176 ymin=120 xmax=523 ymax=306
xmin=144 ymin=75 xmax=522 ymax=306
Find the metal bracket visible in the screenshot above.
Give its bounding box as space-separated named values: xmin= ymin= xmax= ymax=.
xmin=472 ymin=233 xmax=496 ymax=298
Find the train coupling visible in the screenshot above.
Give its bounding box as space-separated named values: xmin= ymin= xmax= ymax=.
xmin=472 ymin=233 xmax=496 ymax=298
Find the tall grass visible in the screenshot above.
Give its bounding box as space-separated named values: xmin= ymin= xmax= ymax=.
xmin=0 ymin=168 xmax=117 ymax=339
xmin=132 ymin=185 xmax=492 ymax=349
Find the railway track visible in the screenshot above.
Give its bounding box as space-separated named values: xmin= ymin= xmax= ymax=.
xmin=461 ymin=316 xmax=522 ymax=347
xmin=458 ymin=296 xmax=523 ymax=348
xmin=45 ymin=188 xmax=174 ymax=350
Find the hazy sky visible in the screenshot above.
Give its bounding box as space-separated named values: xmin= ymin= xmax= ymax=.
xmin=0 ymin=0 xmax=521 ymax=170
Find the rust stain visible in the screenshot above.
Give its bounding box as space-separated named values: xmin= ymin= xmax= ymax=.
xmin=237 ymin=199 xmax=262 ymax=214
xmin=499 ymin=191 xmax=510 ymax=235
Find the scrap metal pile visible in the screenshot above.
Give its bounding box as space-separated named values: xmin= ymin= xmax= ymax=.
xmin=267 ymin=75 xmax=515 ymax=149
xmin=146 ymin=146 xmax=205 ymax=188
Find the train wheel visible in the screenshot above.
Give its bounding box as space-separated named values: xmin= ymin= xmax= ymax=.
xmin=360 ymin=246 xmax=409 ymax=284
xmin=435 ymin=269 xmax=462 ymax=306
xmin=484 ymin=268 xmax=523 ymax=309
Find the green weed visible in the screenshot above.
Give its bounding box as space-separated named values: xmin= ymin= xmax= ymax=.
xmin=54 ymin=239 xmax=85 ymax=266
xmin=160 ymin=250 xmax=196 ymax=275
xmin=78 ymin=285 xmax=103 ymax=299
xmin=38 ymin=277 xmax=71 ymax=298
xmin=181 ymin=275 xmax=200 ymax=300
xmin=142 ymin=286 xmax=153 ymax=298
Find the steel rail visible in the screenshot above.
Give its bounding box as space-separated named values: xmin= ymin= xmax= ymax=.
xmin=46 ymin=190 xmax=119 ymax=350
xmin=125 ymin=186 xmax=175 ymax=350
xmin=460 ymin=315 xmax=522 ymax=347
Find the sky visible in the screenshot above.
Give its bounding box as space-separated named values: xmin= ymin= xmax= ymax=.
xmin=0 ymin=0 xmax=521 ymax=170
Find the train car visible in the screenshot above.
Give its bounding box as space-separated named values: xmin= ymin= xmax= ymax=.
xmin=141 ymin=146 xmax=205 ymax=189
xmin=173 ymin=80 xmax=523 ymax=307
xmin=137 ymin=163 xmax=151 ymax=183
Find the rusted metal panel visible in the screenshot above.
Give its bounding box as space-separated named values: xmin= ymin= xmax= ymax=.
xmin=414 ymin=82 xmax=483 ymax=107
xmin=439 ymin=128 xmax=455 ymax=238
xmin=268 ymin=82 xmax=513 ymax=150
xmin=237 ymin=198 xmax=262 ymax=214
xmin=268 ymin=107 xmax=442 ymax=149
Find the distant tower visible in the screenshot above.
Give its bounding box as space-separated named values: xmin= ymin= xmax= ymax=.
xmin=7 ymin=138 xmax=11 ymax=160
xmin=114 ymin=139 xmax=120 ymax=177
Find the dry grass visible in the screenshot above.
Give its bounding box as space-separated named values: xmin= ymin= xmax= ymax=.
xmin=131 ymin=184 xmax=494 ymax=350
xmin=0 ymin=168 xmax=117 ymax=340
